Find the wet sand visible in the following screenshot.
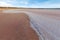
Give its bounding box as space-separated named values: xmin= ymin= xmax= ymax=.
xmin=0 ymin=13 xmax=39 ymax=40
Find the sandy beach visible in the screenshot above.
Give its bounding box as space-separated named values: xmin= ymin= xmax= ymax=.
xmin=0 ymin=8 xmax=60 ymax=40
xmin=0 ymin=13 xmax=39 ymax=40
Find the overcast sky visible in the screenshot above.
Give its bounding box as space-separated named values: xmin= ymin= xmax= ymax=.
xmin=0 ymin=0 xmax=60 ymax=8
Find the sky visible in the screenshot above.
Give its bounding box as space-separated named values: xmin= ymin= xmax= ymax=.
xmin=0 ymin=0 xmax=60 ymax=8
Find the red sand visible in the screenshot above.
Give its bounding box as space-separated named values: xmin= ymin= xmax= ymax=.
xmin=0 ymin=13 xmax=39 ymax=40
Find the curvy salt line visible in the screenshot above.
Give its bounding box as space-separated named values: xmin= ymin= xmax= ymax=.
xmin=25 ymin=12 xmax=60 ymax=40
xmin=25 ymin=12 xmax=44 ymax=40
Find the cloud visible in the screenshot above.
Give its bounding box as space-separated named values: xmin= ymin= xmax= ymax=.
xmin=39 ymin=0 xmax=60 ymax=8
xmin=19 ymin=1 xmax=28 ymax=5
xmin=0 ymin=0 xmax=60 ymax=8
xmin=0 ymin=1 xmax=14 ymax=7
xmin=27 ymin=0 xmax=60 ymax=8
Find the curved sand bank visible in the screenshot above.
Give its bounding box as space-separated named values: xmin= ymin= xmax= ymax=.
xmin=0 ymin=13 xmax=39 ymax=40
